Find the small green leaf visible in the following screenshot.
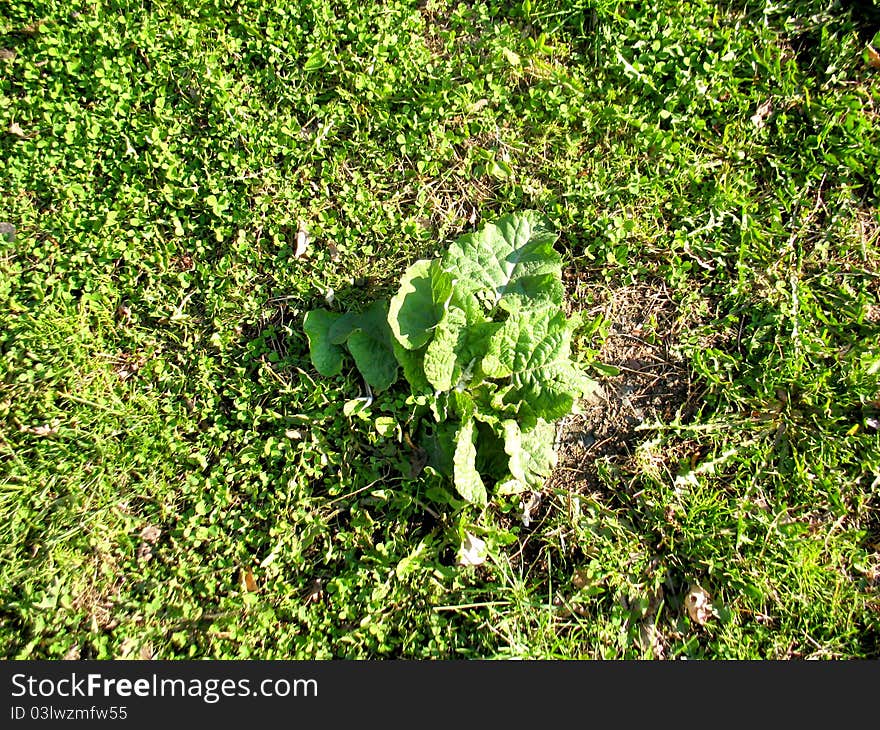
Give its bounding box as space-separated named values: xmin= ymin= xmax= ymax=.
xmin=374 ymin=416 xmax=398 ymax=437
xmin=486 ymin=158 xmax=512 ymax=180
xmin=502 ymin=47 xmax=521 ymax=66
xmin=453 ymin=419 xmax=487 ymax=506
xmin=592 ymin=362 xmax=621 ymax=377
xmin=303 ymin=50 xmax=329 ymax=72
xmin=303 ymin=309 xmax=344 ymax=376
xmin=343 ymin=398 xmax=370 ymax=417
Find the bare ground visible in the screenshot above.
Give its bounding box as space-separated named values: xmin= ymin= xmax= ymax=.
xmin=549 ymin=280 xmax=703 ymax=497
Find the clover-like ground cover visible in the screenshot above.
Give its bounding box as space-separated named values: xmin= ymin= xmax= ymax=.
xmin=1 ymin=0 xmax=878 ymax=658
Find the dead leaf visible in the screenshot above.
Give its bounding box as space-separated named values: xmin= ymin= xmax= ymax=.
xmin=62 ymin=644 xmax=81 ymax=661
xmin=639 ymin=621 xmax=666 ymax=659
xmin=684 ymin=583 xmax=717 ymax=625
xmin=136 ymin=543 xmax=153 ymax=563
xmin=8 ymin=121 xmax=26 ymax=138
xmin=117 ymin=637 xmax=138 ymax=658
xmin=0 ymin=222 xmax=15 ymax=242
xmin=582 ymin=382 xmax=606 ymax=405
xmin=572 ymin=568 xmax=589 ymax=590
xmin=20 ymin=21 xmax=45 ymax=36
xmin=241 ymin=568 xmax=258 ymax=592
xmin=750 ymin=100 xmax=772 ymax=129
xmin=0 ymin=49 xmax=15 ymax=62
xmin=118 ymin=637 xmax=153 ymax=659
xmin=866 ymin=44 xmax=880 ymax=69
xmin=20 ymin=419 xmax=60 ymax=437
xmin=302 ymin=578 xmax=324 ymax=605
xmin=520 ymin=491 xmax=542 ymax=527
xmin=139 ymin=525 xmax=161 ymax=544
xmin=401 ymin=430 xmax=428 ymax=478
xmin=457 ymin=532 xmax=487 ymax=567
xmin=114 ymin=351 xmax=146 ymax=380
xmin=294 ymin=226 xmax=309 ymax=258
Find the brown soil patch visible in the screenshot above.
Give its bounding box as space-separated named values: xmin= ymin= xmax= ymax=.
xmin=549 ymin=281 xmax=702 ymax=496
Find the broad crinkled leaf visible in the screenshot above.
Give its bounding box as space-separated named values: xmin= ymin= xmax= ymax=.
xmin=441 ymin=210 xmax=562 ymax=311
xmin=422 ymin=298 xmax=501 ymax=394
xmin=448 ymin=390 xmax=476 ymax=423
xmin=450 ymin=288 xmax=490 ymax=324
xmin=502 ymin=418 xmax=558 ymax=492
xmin=453 ymin=419 xmax=487 ymax=506
xmin=461 ymin=321 xmax=501 ymax=373
xmin=482 ymin=304 xmax=591 ymax=421
xmin=388 ymin=259 xmax=453 ymax=350
xmin=448 ymin=290 xmax=501 ymax=387
xmin=423 ymin=306 xmax=467 ymax=392
xmin=307 ymin=210 xmax=586 ymax=511
xmin=345 ymin=300 xmax=399 ymax=391
xmin=303 ymin=309 xmax=344 ymax=376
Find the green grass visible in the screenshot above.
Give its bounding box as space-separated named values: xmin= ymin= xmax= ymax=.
xmin=1 ymin=0 xmax=878 ymax=659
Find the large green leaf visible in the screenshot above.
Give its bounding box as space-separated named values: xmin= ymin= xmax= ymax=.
xmin=453 ymin=419 xmax=487 ymax=506
xmin=448 ymin=390 xmax=476 ymax=423
xmin=482 ymin=304 xmax=592 ymax=421
xmin=391 ymin=338 xmax=431 ymax=394
xmin=423 ymin=305 xmax=467 ymax=392
xmin=303 ymin=309 xmax=344 ymax=376
xmin=450 ymin=287 xmax=490 ymax=324
xmin=345 ymin=300 xmax=399 ymax=392
xmin=420 ymin=420 xmax=457 ymax=477
xmin=421 ymin=294 xmax=500 ymax=393
xmin=474 ymin=420 xmax=509 ymax=480
xmin=441 ymin=210 xmax=562 ymax=311
xmin=500 ymin=418 xmax=557 ymax=493
xmin=388 ymin=259 xmax=454 ymax=350
xmin=327 ymin=312 xmax=360 ymax=345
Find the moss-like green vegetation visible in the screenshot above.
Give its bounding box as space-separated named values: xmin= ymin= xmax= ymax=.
xmin=1 ymin=0 xmax=878 ymax=658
